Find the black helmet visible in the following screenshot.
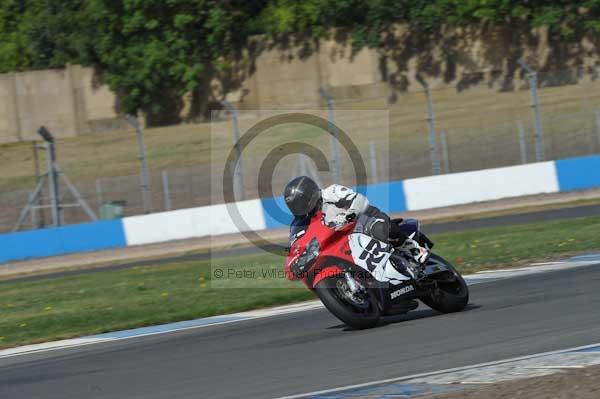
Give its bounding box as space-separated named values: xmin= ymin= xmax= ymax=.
xmin=283 ymin=176 xmax=321 ymax=216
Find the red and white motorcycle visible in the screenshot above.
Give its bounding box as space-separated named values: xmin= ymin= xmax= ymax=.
xmin=285 ymin=210 xmax=469 ymax=329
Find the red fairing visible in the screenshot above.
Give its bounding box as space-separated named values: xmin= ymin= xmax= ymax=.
xmin=312 ymin=266 xmax=345 ymax=287
xmin=285 ymin=210 xmax=356 ymax=288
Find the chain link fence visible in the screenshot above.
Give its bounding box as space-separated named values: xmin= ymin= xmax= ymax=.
xmin=1 ymin=67 xmax=600 ymax=233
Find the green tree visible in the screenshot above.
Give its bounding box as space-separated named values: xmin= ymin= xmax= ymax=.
xmin=85 ymin=0 xmax=263 ymax=124
xmin=0 ymin=0 xmax=36 ymax=72
xmin=3 ymin=1 xmax=600 ymax=124
xmin=0 ymin=0 xmax=91 ymax=73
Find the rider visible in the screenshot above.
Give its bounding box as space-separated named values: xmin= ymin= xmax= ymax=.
xmin=283 ymin=176 xmax=430 ymax=269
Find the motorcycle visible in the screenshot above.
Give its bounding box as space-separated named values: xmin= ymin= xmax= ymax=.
xmin=285 ymin=210 xmax=469 ymax=329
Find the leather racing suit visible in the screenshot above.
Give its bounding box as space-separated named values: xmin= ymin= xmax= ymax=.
xmin=289 ymin=184 xmax=408 ymax=248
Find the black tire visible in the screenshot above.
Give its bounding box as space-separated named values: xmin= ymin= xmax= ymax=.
xmin=420 ymin=254 xmax=469 ymax=313
xmin=315 ymin=276 xmax=380 ymax=329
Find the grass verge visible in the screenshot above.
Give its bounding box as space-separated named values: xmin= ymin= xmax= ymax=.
xmin=1 ymin=216 xmax=599 ymax=349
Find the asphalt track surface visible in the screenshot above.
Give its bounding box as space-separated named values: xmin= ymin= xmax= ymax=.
xmin=1 ymin=263 xmax=600 ymax=399
xmin=3 ymin=203 xmax=599 ymax=283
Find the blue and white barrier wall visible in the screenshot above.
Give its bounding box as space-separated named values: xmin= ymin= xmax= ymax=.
xmin=0 ymin=220 xmax=127 ymax=263
xmin=0 ymin=199 xmax=266 ymax=263
xmin=1 ymin=155 xmax=598 ymax=263
xmin=404 ymin=161 xmax=559 ymax=211
xmin=123 ymin=199 xmax=266 ymax=246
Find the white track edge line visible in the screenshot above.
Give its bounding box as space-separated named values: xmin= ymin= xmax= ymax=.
xmin=273 ymin=342 xmax=600 ymax=399
xmin=0 ymin=301 xmax=325 ymax=359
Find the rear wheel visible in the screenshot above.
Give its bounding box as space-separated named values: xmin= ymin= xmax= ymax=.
xmin=315 ymin=275 xmax=380 ymax=329
xmin=420 ymin=254 xmax=469 ymax=313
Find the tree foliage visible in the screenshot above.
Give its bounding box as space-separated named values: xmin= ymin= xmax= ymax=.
xmin=82 ymin=0 xmax=264 ymax=122
xmin=0 ymin=0 xmax=91 ymax=71
xmin=2 ymin=1 xmax=600 ymax=123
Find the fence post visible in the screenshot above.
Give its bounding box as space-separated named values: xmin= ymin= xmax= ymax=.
xmin=595 ymin=111 xmax=600 ymax=149
xmin=519 ymin=60 xmax=545 ymax=161
xmin=29 ymin=203 xmax=37 ymax=229
xmin=369 ymin=141 xmax=378 ymax=183
xmin=162 ymin=170 xmax=172 ymax=211
xmin=125 ymin=114 xmax=153 ymax=213
xmin=319 ymin=87 xmax=341 ymax=184
xmin=95 ymin=178 xmax=103 ymax=213
xmin=417 ymin=77 xmax=441 ymax=175
xmin=221 ymin=101 xmax=246 ymax=200
xmin=517 ymin=120 xmax=528 ymax=164
xmin=300 ymin=153 xmax=322 ymax=187
xmin=299 ymin=154 xmax=307 ymax=177
xmin=439 ymin=131 xmax=450 ymax=173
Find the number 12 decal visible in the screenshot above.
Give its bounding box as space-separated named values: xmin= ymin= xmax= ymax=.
xmin=358 ymin=238 xmax=387 ymax=272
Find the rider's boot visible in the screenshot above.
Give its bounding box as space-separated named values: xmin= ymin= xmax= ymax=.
xmin=389 ymin=252 xmax=419 ymax=280
xmin=390 ymin=244 xmax=429 ymax=281
xmin=396 ymin=234 xmax=430 ymax=264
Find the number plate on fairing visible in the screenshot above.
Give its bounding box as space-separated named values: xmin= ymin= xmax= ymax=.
xmin=348 ymin=233 xmax=410 ymax=285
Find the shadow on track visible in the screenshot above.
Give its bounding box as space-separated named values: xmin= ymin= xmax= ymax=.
xmin=326 ymin=303 xmax=481 ymax=331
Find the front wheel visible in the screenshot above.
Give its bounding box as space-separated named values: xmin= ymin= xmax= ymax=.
xmin=420 ymin=254 xmax=469 ymax=313
xmin=315 ymin=275 xmax=380 ymax=329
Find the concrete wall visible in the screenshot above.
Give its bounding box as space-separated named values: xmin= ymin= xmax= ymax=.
xmin=252 ymin=48 xmax=322 ymax=109
xmin=0 ymin=73 xmax=20 ymax=142
xmin=0 ymin=65 xmax=122 ymax=142
xmin=15 ymin=68 xmax=78 ymax=140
